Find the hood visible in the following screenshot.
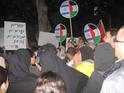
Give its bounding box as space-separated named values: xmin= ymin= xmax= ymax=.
xmin=8 ymin=49 xmax=31 ymax=79
xmin=94 ymin=43 xmax=115 ymax=72
xmin=39 ymin=50 xmax=89 ymax=93
xmin=79 ymin=46 xmax=94 ymax=61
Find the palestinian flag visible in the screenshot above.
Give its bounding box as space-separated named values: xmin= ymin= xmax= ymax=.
xmin=84 ymin=23 xmax=101 ymax=44
xmin=98 ymin=19 xmax=105 ymax=42
xmin=55 ymin=24 xmax=67 ymax=42
xmin=60 ymin=0 xmax=79 ymax=18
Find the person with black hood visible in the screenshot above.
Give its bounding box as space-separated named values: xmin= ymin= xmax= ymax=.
xmin=39 ymin=49 xmax=88 ymax=93
xmin=7 ymin=49 xmax=38 ymax=93
xmin=81 ymin=43 xmax=115 ymax=93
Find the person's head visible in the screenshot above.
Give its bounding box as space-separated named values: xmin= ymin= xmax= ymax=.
xmin=114 ymin=26 xmax=124 ymax=60
xmin=8 ymin=49 xmax=33 ymax=79
xmin=79 ymin=46 xmax=94 ymax=61
xmin=0 ymin=57 xmax=8 ymax=93
xmin=73 ymin=46 xmax=94 ymax=65
xmin=67 ymin=38 xmax=77 ymax=48
xmin=56 ymin=46 xmax=66 ymax=59
xmin=77 ymin=37 xmax=85 ymax=48
xmin=27 ymin=49 xmax=37 ymax=65
xmin=104 ymin=28 xmax=118 ymax=48
xmin=42 ymin=43 xmax=57 ymax=54
xmin=34 ymin=71 xmax=66 ymax=93
xmin=94 ymin=43 xmax=115 ymax=72
xmin=66 ymin=47 xmax=76 ymax=61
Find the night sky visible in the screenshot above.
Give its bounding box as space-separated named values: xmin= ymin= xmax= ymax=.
xmin=0 ymin=0 xmax=124 ymax=41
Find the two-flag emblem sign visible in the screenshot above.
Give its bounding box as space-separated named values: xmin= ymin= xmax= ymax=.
xmin=60 ymin=0 xmax=79 ymax=18
xmin=55 ymin=24 xmax=67 ymax=42
xmin=84 ymin=23 xmax=101 ymax=44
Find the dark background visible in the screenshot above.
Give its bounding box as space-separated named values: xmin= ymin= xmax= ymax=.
xmin=0 ymin=0 xmax=124 ymax=40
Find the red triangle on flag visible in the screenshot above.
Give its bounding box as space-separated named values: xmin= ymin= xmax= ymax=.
xmin=60 ymin=25 xmax=63 ymax=40
xmin=98 ymin=19 xmax=105 ymax=42
xmin=87 ymin=24 xmax=95 ymax=40
xmin=69 ymin=2 xmax=73 ymax=17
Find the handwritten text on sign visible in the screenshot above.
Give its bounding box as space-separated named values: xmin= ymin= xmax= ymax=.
xmin=4 ymin=21 xmax=26 ymax=50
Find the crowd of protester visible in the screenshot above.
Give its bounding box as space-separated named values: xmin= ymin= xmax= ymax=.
xmin=0 ymin=26 xmax=124 ymax=93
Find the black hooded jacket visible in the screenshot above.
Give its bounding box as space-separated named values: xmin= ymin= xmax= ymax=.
xmin=7 ymin=49 xmax=38 ymax=93
xmin=39 ymin=49 xmax=88 ymax=93
xmin=81 ymin=43 xmax=115 ymax=93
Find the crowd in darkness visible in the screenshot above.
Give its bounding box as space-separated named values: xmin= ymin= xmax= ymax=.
xmin=0 ymin=26 xmax=124 ymax=93
xmin=0 ymin=0 xmax=124 ymax=93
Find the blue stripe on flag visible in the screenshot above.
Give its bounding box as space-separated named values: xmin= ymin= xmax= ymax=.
xmin=84 ymin=29 xmax=90 ymax=32
xmin=55 ymin=28 xmax=60 ymax=31
xmin=61 ymin=5 xmax=69 ymax=7
xmin=62 ymin=12 xmax=70 ymax=15
xmin=87 ymin=38 xmax=93 ymax=40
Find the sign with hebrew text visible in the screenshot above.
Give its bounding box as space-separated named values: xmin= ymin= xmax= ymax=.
xmin=4 ymin=21 xmax=27 ymax=50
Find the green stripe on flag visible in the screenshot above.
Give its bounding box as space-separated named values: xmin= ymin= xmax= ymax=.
xmin=56 ymin=35 xmax=66 ymax=42
xmin=94 ymin=36 xmax=100 ymax=44
xmin=71 ymin=11 xmax=78 ymax=17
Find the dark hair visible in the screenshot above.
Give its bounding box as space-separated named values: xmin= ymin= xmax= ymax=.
xmin=110 ymin=28 xmax=118 ymax=37
xmin=0 ymin=66 xmax=7 ymax=86
xmin=67 ymin=47 xmax=76 ymax=56
xmin=27 ymin=48 xmax=35 ymax=57
xmin=34 ymin=71 xmax=66 ymax=93
xmin=78 ymin=37 xmax=86 ymax=42
xmin=79 ymin=46 xmax=94 ymax=60
xmin=42 ymin=43 xmax=57 ymax=54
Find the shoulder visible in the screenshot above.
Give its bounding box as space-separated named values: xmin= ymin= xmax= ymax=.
xmin=100 ymin=67 xmax=124 ymax=93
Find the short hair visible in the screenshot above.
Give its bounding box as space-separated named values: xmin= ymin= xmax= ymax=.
xmin=34 ymin=71 xmax=66 ymax=93
xmin=42 ymin=43 xmax=57 ymax=54
xmin=110 ymin=28 xmax=118 ymax=37
xmin=66 ymin=47 xmax=76 ymax=56
xmin=27 ymin=48 xmax=35 ymax=57
xmin=78 ymin=36 xmax=86 ymax=42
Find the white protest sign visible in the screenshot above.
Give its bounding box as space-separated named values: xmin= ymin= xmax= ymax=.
xmin=38 ymin=31 xmax=59 ymax=47
xmin=4 ymin=21 xmax=27 ymax=50
xmin=0 ymin=28 xmax=4 ymax=47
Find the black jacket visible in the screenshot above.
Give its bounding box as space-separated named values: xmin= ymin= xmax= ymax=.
xmin=7 ymin=49 xmax=38 ymax=93
xmin=39 ymin=49 xmax=88 ymax=93
xmin=82 ymin=43 xmax=115 ymax=93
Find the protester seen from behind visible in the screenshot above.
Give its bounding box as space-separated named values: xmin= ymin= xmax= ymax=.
xmin=100 ymin=26 xmax=124 ymax=93
xmin=34 ymin=71 xmax=66 ymax=93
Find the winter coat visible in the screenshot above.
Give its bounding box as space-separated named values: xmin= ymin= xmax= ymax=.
xmin=100 ymin=59 xmax=124 ymax=93
xmin=39 ymin=49 xmax=88 ymax=93
xmin=82 ymin=43 xmax=115 ymax=93
xmin=7 ymin=49 xmax=38 ymax=93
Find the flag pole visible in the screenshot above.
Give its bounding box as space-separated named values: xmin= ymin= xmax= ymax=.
xmin=69 ymin=18 xmax=73 ymax=38
xmin=60 ymin=37 xmax=62 ymax=47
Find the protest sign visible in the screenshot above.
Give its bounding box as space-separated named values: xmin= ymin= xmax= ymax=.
xmin=4 ymin=21 xmax=26 ymax=50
